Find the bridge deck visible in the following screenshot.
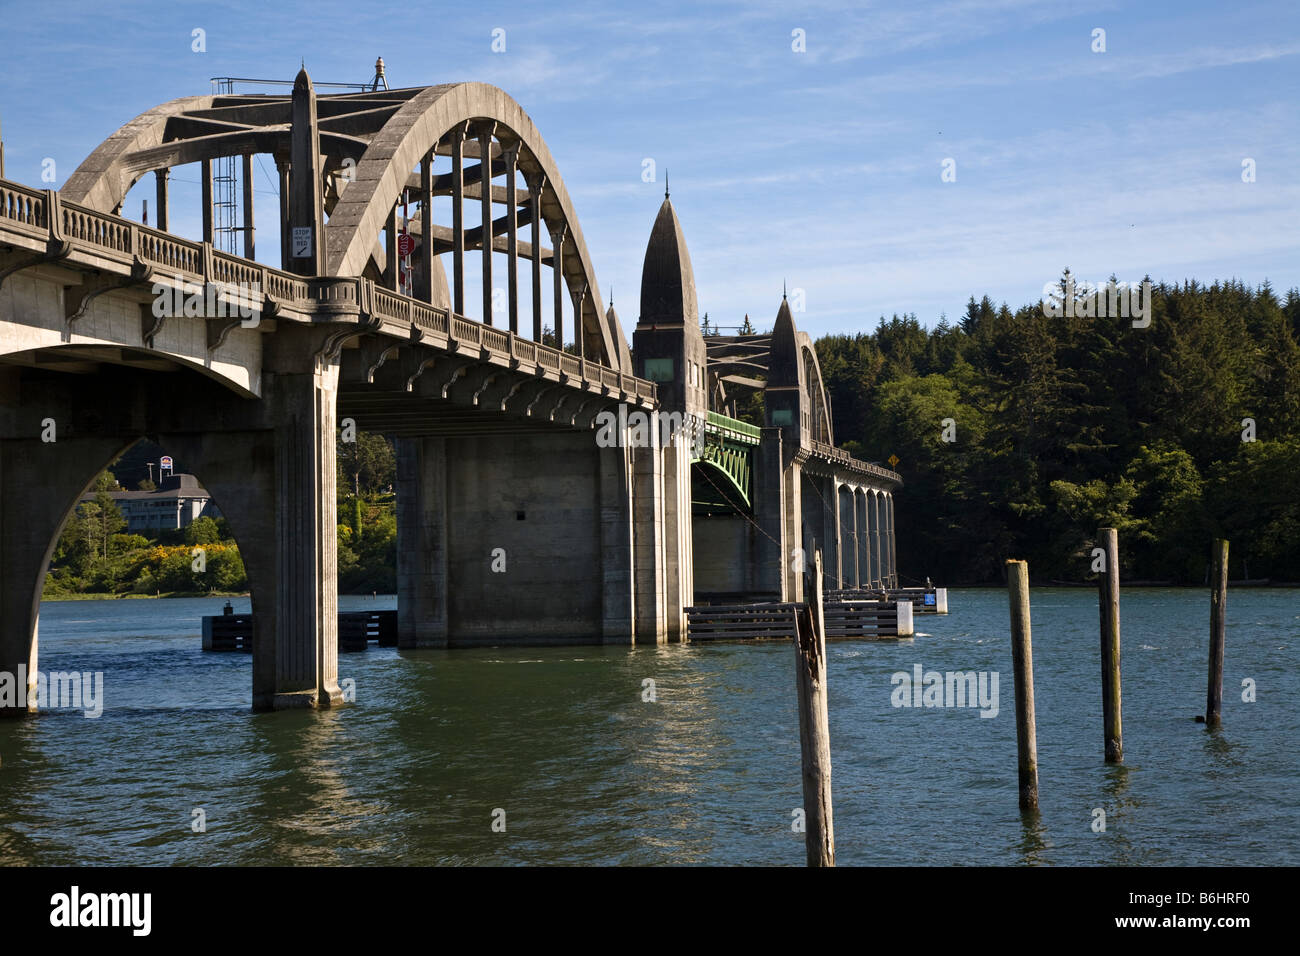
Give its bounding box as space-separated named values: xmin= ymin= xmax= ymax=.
xmin=0 ymin=177 xmax=655 ymax=404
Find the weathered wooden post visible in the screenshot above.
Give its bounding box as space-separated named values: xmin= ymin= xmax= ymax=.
xmin=1205 ymin=539 xmax=1229 ymax=729
xmin=795 ymin=548 xmax=834 ymax=866
xmin=1006 ymin=559 xmax=1039 ymax=811
xmin=1097 ymin=528 xmax=1123 ymax=763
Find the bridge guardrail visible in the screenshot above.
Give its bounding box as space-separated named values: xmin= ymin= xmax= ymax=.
xmin=0 ymin=175 xmax=658 ymax=405
xmin=809 ymin=439 xmax=902 ymax=485
xmin=0 ymin=182 xmax=47 ymax=235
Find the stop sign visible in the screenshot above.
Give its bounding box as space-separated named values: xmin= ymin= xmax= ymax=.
xmin=397 ymin=234 xmax=416 ymax=257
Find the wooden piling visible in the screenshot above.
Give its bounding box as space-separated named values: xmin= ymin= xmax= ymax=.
xmin=1097 ymin=528 xmax=1123 ymax=763
xmin=1205 ymin=539 xmax=1229 ymax=729
xmin=795 ymin=548 xmax=834 ymax=866
xmin=1006 ymin=559 xmax=1039 ymax=811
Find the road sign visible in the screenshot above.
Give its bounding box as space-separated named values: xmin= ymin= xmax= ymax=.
xmin=888 ymin=454 xmax=900 ymax=468
xmin=291 ymin=227 xmax=312 ymax=258
xmin=397 ymin=233 xmax=416 ymax=258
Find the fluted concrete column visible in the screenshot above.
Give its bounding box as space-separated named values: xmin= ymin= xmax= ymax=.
xmin=782 ymin=453 xmax=803 ymax=604
xmin=600 ymin=442 xmax=635 ymax=642
xmin=824 ymin=477 xmax=842 ymax=589
xmin=261 ymin=353 xmax=343 ymax=708
xmin=872 ymin=491 xmax=884 ymax=589
xmin=852 ymin=494 xmax=863 ymax=590
xmin=396 ymin=436 xmax=448 ymax=648
xmin=887 ymin=493 xmax=898 ymax=587
xmin=754 ymin=428 xmax=786 ymax=599
xmin=845 ymin=485 xmax=859 ymax=587
xmin=662 ymin=429 xmax=692 ymax=641
xmin=837 ymin=483 xmax=853 ymax=588
xmin=631 ymin=441 xmax=666 ymax=643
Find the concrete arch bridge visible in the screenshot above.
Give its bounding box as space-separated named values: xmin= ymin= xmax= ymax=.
xmin=0 ymin=71 xmax=903 ymax=716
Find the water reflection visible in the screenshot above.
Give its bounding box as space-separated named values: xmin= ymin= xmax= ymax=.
xmin=1015 ymin=809 xmax=1049 ymax=864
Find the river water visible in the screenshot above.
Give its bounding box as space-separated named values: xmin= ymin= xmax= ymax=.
xmin=0 ymin=588 xmax=1295 ymax=866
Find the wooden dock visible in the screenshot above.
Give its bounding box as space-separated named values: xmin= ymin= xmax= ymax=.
xmin=202 ymin=609 xmax=398 ymax=652
xmin=825 ymin=586 xmax=947 ymax=614
xmin=686 ymin=596 xmax=915 ymax=642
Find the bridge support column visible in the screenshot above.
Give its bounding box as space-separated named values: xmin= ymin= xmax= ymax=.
xmin=599 ymin=442 xmax=634 ymax=643
xmin=395 ymin=436 xmax=448 ymax=648
xmin=872 ymin=491 xmax=884 ymax=589
xmin=797 ymin=467 xmax=823 ymax=602
xmin=237 ymin=351 xmax=344 ymax=709
xmin=270 ymin=362 xmax=341 ymax=707
xmin=782 ymin=463 xmax=803 ymax=604
xmin=0 ymin=434 xmax=129 ymax=717
xmin=887 ymin=493 xmax=897 ymax=587
xmin=754 ymin=428 xmax=786 ymax=600
xmin=837 ymin=483 xmax=854 ymax=588
xmin=858 ymin=490 xmax=871 ymax=590
xmin=631 ymin=442 xmax=666 ymax=643
xmin=820 ymin=475 xmax=839 ymax=592
xmin=662 ymin=431 xmax=692 ymax=641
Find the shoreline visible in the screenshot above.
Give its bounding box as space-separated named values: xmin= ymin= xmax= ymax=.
xmin=38 ymin=582 xmax=1300 ymax=603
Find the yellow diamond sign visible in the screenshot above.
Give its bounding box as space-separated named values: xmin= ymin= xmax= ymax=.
xmin=887 ymin=454 xmax=900 ymax=468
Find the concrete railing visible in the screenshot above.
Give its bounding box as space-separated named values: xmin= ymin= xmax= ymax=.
xmin=808 ymin=438 xmax=902 ymax=485
xmin=0 ymin=181 xmax=46 ymax=233
xmin=0 ymin=176 xmax=657 ymax=404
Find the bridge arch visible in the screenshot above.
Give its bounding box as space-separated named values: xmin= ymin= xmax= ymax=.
xmin=0 ymin=342 xmax=262 ymax=400
xmin=322 ymin=82 xmax=628 ymax=370
xmin=60 ymin=82 xmax=631 ymax=372
xmin=798 ymin=335 xmax=833 ymax=445
xmin=690 ymin=456 xmax=751 ymax=514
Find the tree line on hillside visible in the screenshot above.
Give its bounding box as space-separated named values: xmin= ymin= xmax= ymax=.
xmin=813 ymin=274 xmax=1300 ymax=585
xmin=44 ymin=274 xmax=1300 ymax=598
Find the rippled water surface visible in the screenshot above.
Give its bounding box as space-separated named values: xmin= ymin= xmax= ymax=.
xmin=1 ymin=588 xmax=1296 ymax=865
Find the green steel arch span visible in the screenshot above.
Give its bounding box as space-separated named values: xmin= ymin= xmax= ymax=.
xmin=692 ymin=411 xmax=760 ymax=513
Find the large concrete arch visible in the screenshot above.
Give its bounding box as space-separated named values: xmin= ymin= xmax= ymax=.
xmin=61 ymin=92 xmax=389 ymax=211
xmin=60 ymin=83 xmax=629 ymax=371
xmin=323 ymin=83 xmax=626 ymax=370
xmin=61 ymin=96 xmax=217 ymax=211
xmin=797 ymin=333 xmax=833 ymax=445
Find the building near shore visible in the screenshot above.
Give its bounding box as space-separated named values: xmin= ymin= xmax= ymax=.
xmin=79 ymin=474 xmax=221 ymax=532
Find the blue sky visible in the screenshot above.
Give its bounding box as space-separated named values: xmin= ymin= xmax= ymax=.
xmin=2 ymin=0 xmax=1296 ymax=339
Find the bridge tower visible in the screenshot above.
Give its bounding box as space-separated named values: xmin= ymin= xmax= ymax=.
xmin=765 ymin=294 xmax=809 ymax=449
xmin=630 ymin=190 xmax=703 ymax=640
xmin=757 ymin=294 xmax=811 ymax=601
xmin=632 ymin=189 xmax=707 ymax=422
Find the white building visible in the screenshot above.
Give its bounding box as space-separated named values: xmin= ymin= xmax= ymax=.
xmin=81 ymin=473 xmax=221 ymax=532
